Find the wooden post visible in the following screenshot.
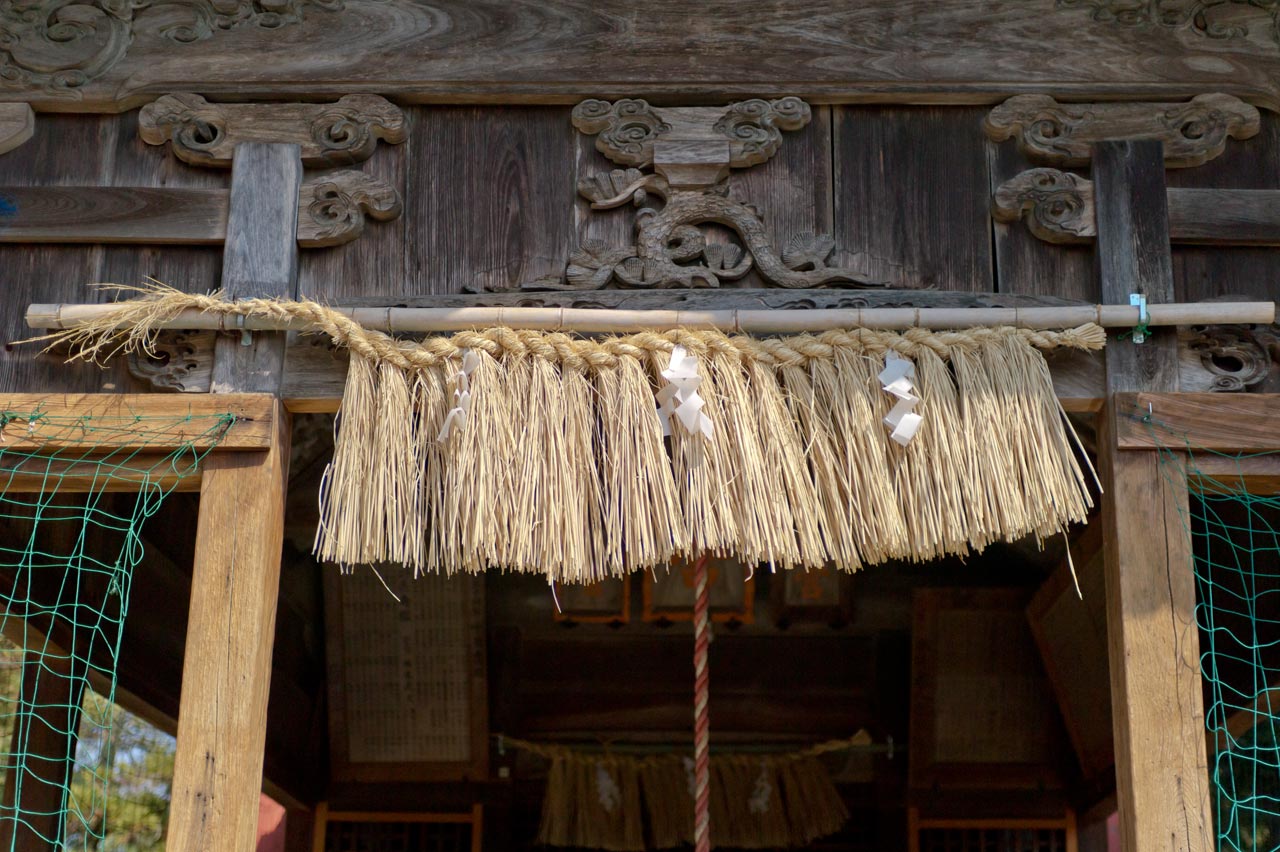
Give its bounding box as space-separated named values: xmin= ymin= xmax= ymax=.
xmin=167 ymin=143 xmax=300 ymax=852
xmin=1094 ymin=139 xmax=1213 ymax=852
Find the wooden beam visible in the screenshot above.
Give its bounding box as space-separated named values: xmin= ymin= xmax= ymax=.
xmin=0 ymin=393 xmax=275 ymax=451
xmin=1114 ymin=392 xmax=1280 ymax=453
xmin=6 ymin=3 xmax=1280 ymax=112
xmin=0 ymin=453 xmax=204 ymax=493
xmin=1095 ymin=139 xmax=1213 ymax=852
xmin=167 ymin=143 xmax=301 ymax=852
xmin=0 ymin=173 xmax=399 ymax=248
xmin=994 ymin=174 xmax=1280 ymax=246
xmin=0 ymin=105 xmax=35 ymax=157
xmin=1188 ymin=454 xmax=1280 ymax=496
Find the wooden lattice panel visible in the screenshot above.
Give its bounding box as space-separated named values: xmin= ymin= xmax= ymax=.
xmin=325 ymin=570 xmax=488 ymax=781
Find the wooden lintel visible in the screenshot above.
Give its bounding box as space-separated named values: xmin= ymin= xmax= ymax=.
xmin=994 ymin=173 xmax=1280 ymax=246
xmin=0 ymin=393 xmax=276 ymax=451
xmin=0 ymin=454 xmax=204 ymax=493
xmin=0 ymin=173 xmax=400 ymax=248
xmin=1114 ymin=392 xmax=1280 ymax=453
xmin=1188 ymin=454 xmax=1280 ymax=496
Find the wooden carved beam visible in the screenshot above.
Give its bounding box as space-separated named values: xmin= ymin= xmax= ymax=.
xmin=985 ymin=94 xmax=1260 ymax=167
xmin=139 ymin=93 xmax=407 ymax=167
xmin=0 ymin=171 xmax=401 ymax=247
xmin=3 ymin=2 xmax=1280 ymax=112
xmin=993 ymin=169 xmax=1280 ymax=245
xmin=0 ymin=104 xmax=33 ymax=156
xmin=498 ymin=97 xmax=878 ymax=292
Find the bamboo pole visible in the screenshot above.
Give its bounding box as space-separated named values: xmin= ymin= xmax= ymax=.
xmin=25 ymin=300 xmax=1275 ymax=334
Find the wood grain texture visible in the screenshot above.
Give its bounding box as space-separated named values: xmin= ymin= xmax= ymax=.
xmin=984 ymin=94 xmax=1260 ymax=168
xmin=1096 ymin=140 xmax=1213 ymax=852
xmin=1114 ymin=392 xmax=1280 ymax=452
xmin=166 ymin=399 xmax=291 ymax=852
xmin=993 ymin=171 xmax=1280 ymax=246
xmin=212 ymin=143 xmax=301 ymax=395
xmin=0 ymin=392 xmax=275 ymax=450
xmin=0 ymin=104 xmax=34 ymax=155
xmin=1189 ymin=454 xmax=1280 ymax=496
xmin=833 ymin=106 xmax=994 ymax=290
xmin=139 ymin=93 xmax=406 ymax=168
xmin=987 ymin=134 xmax=1097 ymax=300
xmin=5 ymin=1 xmax=1280 ymax=112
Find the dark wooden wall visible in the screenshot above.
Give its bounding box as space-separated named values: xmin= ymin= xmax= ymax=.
xmin=3 ymin=105 xmax=1277 ymax=395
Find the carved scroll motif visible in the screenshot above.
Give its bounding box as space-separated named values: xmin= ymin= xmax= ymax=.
xmin=0 ymin=0 xmax=354 ymax=98
xmin=127 ymin=330 xmax=215 ymax=392
xmin=297 ymin=170 xmax=402 ymax=248
xmin=139 ymin=93 xmax=407 ymax=167
xmin=1059 ymin=0 xmax=1280 ymax=46
xmin=1185 ymin=323 xmax=1280 ymax=393
xmin=497 ymin=97 xmax=876 ymax=292
xmin=0 ymin=104 xmax=34 ymax=156
xmin=985 ymin=93 xmax=1260 ymax=168
xmin=992 ymin=168 xmax=1097 ymax=244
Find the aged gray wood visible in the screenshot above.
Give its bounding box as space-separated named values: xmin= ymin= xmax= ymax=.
xmin=985 ymin=94 xmax=1260 ymax=167
xmin=4 ymin=1 xmax=1280 ymax=112
xmin=0 ymin=104 xmax=34 ymax=155
xmin=987 ymin=134 xmax=1097 ymax=301
xmin=139 ymin=93 xmax=407 ymax=168
xmin=1095 ymin=139 xmax=1213 ymax=852
xmin=834 ymin=106 xmax=994 ymax=290
xmin=0 ymin=172 xmax=400 ymax=247
xmin=210 ymin=142 xmax=302 ymax=394
xmin=994 ymin=171 xmax=1280 ymax=245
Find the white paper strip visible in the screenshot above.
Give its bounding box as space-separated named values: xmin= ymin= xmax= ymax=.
xmin=657 ymin=345 xmax=715 ymax=439
xmin=438 ymin=349 xmax=481 ymax=441
xmin=878 ymin=352 xmax=922 ymax=446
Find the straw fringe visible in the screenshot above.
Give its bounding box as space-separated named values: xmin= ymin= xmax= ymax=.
xmin=38 ymin=284 xmax=1103 ymax=582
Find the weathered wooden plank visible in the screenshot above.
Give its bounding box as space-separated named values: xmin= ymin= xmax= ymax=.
xmin=139 ymin=94 xmax=406 ymax=168
xmin=405 ymin=107 xmax=576 ymax=294
xmin=833 ymin=106 xmax=993 ymax=290
xmin=0 ymin=453 xmax=204 ymax=492
xmin=166 ymin=399 xmax=291 ymax=852
xmin=1096 ymin=139 xmax=1213 ymax=852
xmin=0 ymin=393 xmax=275 ymax=450
xmin=0 ymin=173 xmax=397 ymax=248
xmin=1188 ymin=454 xmax=1280 ymax=496
xmin=1114 ymin=392 xmax=1280 ymax=452
xmin=993 ymin=172 xmax=1280 ymax=246
xmin=0 ymin=104 xmax=34 ymax=156
xmin=210 ymin=143 xmax=301 ymax=394
xmin=5 ymin=2 xmax=1280 ymax=112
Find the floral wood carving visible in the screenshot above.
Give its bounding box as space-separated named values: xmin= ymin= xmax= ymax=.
xmin=1059 ymin=0 xmax=1280 ymax=46
xmin=139 ymin=93 xmax=407 ymax=167
xmin=492 ymin=97 xmax=875 ymax=291
xmin=297 ymin=170 xmax=402 ymax=248
xmin=0 ymin=0 xmax=354 ymax=98
xmin=992 ymin=168 xmax=1096 ymax=244
xmin=984 ymin=94 xmax=1260 ymax=168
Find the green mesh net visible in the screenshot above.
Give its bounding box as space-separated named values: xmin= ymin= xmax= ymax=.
xmin=0 ymin=408 xmax=233 ymax=850
xmin=1150 ymin=424 xmax=1280 ymax=852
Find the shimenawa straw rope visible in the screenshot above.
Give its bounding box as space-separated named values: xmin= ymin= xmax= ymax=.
xmin=29 ymin=283 xmax=1104 ymax=582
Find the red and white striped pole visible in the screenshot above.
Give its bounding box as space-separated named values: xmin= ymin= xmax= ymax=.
xmin=692 ymin=553 xmax=711 ymax=852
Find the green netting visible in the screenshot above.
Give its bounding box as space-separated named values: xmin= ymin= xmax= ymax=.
xmin=1148 ymin=417 xmax=1280 ymax=852
xmin=0 ymin=408 xmax=233 ymax=850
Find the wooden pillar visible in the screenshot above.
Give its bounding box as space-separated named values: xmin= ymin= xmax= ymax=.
xmin=1094 ymin=139 xmax=1213 ymax=852
xmin=0 ymin=648 xmax=83 ymax=850
xmin=167 ymin=143 xmax=300 ymax=852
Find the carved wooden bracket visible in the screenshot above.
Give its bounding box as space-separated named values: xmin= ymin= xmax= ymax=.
xmin=1185 ymin=321 xmax=1280 ymax=393
xmin=984 ymin=94 xmax=1259 ymax=168
xmin=0 ymin=170 xmax=401 ymax=248
xmin=490 ymin=97 xmax=876 ymax=291
xmin=0 ymin=104 xmax=34 ymax=156
xmin=139 ymin=93 xmax=407 ymax=167
xmin=992 ymin=169 xmax=1097 ymax=243
xmin=993 ymin=168 xmax=1280 ymax=246
xmin=297 ymin=171 xmax=402 ymax=247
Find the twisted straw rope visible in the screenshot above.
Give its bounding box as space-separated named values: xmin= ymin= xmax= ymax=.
xmin=498 ymin=731 xmax=873 ymax=766
xmin=45 ymin=286 xmax=1107 ymax=369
